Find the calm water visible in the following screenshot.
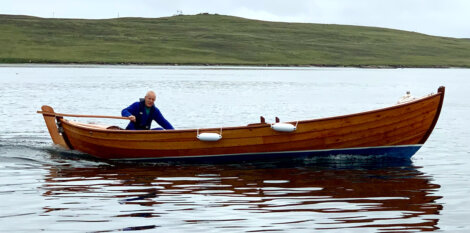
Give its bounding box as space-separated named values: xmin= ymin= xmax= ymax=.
xmin=1 ymin=65 xmax=469 ymax=232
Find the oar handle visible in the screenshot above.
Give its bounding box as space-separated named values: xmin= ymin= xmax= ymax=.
xmin=37 ymin=111 xmax=130 ymax=120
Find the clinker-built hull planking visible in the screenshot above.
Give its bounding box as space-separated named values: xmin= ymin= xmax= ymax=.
xmin=40 ymin=87 xmax=445 ymax=162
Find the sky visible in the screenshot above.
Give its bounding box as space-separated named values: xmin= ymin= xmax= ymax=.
xmin=1 ymin=0 xmax=470 ymax=38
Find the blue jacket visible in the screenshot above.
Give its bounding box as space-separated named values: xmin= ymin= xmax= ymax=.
xmin=121 ymin=99 xmax=174 ymax=130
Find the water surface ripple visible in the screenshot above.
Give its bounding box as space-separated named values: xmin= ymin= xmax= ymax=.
xmin=1 ymin=65 xmax=469 ymax=232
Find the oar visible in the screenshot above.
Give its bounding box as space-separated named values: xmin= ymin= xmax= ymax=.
xmin=37 ymin=111 xmax=130 ymax=120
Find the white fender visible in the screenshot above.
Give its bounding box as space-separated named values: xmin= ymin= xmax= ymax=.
xmin=197 ymin=132 xmax=222 ymax=141
xmin=271 ymin=123 xmax=296 ymax=132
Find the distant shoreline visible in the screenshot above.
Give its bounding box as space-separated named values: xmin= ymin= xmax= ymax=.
xmin=0 ymin=62 xmax=461 ymax=69
xmin=2 ymin=14 xmax=470 ymax=68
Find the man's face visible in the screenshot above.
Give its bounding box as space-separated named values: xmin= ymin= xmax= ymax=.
xmin=145 ymin=93 xmax=156 ymax=107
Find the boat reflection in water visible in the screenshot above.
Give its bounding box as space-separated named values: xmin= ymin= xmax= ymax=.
xmin=41 ymin=158 xmax=442 ymax=232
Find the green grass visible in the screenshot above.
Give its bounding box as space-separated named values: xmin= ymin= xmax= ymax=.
xmin=1 ymin=13 xmax=470 ymax=67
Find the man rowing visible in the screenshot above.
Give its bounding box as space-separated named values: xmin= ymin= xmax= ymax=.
xmin=121 ymin=91 xmax=174 ymax=130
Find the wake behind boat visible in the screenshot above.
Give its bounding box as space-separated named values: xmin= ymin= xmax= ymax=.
xmin=37 ymin=87 xmax=445 ymax=163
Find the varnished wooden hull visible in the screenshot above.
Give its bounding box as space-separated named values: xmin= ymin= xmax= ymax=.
xmin=42 ymin=87 xmax=445 ymax=162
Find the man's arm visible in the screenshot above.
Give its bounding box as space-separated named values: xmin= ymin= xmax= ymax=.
xmin=122 ymin=102 xmax=139 ymax=122
xmin=153 ymin=108 xmax=174 ymax=130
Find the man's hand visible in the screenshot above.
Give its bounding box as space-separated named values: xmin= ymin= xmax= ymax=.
xmin=128 ymin=115 xmax=136 ymax=122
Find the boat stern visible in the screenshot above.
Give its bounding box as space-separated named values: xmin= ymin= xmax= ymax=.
xmin=38 ymin=105 xmax=70 ymax=149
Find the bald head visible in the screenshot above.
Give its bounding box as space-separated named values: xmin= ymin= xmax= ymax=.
xmin=144 ymin=91 xmax=156 ymax=107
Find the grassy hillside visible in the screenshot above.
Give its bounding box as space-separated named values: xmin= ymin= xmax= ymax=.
xmin=1 ymin=13 xmax=470 ymax=67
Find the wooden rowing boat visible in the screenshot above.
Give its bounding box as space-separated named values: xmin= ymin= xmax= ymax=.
xmin=38 ymin=86 xmax=445 ymax=163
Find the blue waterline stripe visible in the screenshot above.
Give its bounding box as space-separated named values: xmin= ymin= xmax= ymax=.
xmin=111 ymin=144 xmax=423 ymax=162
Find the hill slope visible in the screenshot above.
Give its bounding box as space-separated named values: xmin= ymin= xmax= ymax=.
xmin=1 ymin=14 xmax=470 ymax=67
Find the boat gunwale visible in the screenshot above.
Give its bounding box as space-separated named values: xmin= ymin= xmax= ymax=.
xmin=59 ymin=88 xmax=444 ymax=134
